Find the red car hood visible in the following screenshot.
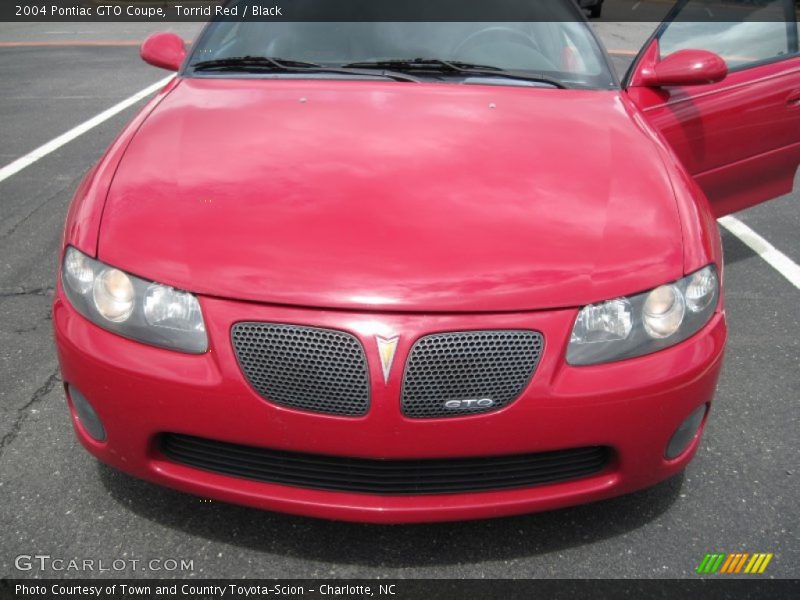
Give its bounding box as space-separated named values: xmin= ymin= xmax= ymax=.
xmin=99 ymin=78 xmax=683 ymax=312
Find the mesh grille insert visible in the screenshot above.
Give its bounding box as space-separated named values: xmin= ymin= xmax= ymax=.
xmin=402 ymin=330 xmax=543 ymax=418
xmin=231 ymin=323 xmax=370 ymax=416
xmin=161 ymin=433 xmax=610 ymax=495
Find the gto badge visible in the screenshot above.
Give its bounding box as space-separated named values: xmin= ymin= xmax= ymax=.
xmin=375 ymin=336 xmax=399 ymax=384
xmin=444 ymin=398 xmax=495 ymax=410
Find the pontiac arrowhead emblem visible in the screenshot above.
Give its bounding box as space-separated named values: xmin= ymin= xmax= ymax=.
xmin=376 ymin=336 xmax=399 ymax=384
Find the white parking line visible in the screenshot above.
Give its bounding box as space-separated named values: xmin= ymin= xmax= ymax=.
xmin=0 ymin=76 xmax=173 ymax=185
xmin=719 ymin=215 xmax=800 ymax=290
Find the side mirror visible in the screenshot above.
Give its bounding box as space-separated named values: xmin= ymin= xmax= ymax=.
xmin=640 ymin=49 xmax=727 ymax=88
xmin=140 ymin=32 xmax=187 ymax=72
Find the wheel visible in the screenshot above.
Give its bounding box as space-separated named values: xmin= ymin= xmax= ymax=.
xmin=589 ymin=2 xmax=603 ymax=18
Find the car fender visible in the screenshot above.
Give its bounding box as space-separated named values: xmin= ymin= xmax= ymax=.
xmin=61 ymin=77 xmax=182 ymax=258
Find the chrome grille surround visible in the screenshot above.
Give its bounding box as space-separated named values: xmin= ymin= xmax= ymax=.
xmin=401 ymin=330 xmax=544 ymax=418
xmin=231 ymin=323 xmax=370 ymax=416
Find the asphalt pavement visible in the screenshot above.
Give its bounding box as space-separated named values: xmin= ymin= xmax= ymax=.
xmin=0 ymin=21 xmax=797 ymax=579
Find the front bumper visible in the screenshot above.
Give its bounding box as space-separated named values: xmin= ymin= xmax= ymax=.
xmin=53 ymin=286 xmax=726 ymax=523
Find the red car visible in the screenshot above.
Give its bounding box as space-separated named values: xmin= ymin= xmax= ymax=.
xmin=54 ymin=1 xmax=800 ymax=522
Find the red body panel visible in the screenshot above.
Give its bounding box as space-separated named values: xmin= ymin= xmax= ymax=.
xmin=57 ymin=25 xmax=774 ymax=520
xmin=628 ymin=41 xmax=800 ymax=216
xmin=97 ymin=79 xmax=685 ymax=312
xmin=54 ymin=288 xmax=725 ymax=523
xmin=62 ymin=78 xmax=179 ymax=256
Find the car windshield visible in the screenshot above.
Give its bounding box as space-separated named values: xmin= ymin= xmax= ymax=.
xmin=187 ymin=2 xmax=616 ymax=90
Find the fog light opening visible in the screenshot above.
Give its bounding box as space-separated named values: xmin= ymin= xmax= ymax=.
xmin=67 ymin=385 xmax=107 ymax=442
xmin=665 ymin=404 xmax=708 ymax=459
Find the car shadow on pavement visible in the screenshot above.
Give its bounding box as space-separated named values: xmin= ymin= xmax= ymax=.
xmin=720 ymin=227 xmax=758 ymax=267
xmin=99 ymin=463 xmax=684 ymax=568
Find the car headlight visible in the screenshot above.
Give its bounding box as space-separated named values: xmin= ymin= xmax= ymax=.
xmin=61 ymin=246 xmax=207 ymax=353
xmin=567 ymin=265 xmax=719 ymax=365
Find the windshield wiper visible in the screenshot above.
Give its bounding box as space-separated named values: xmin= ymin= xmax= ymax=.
xmin=342 ymin=58 xmax=569 ymax=88
xmin=344 ymin=58 xmax=502 ymax=72
xmin=192 ymin=56 xmax=420 ymax=83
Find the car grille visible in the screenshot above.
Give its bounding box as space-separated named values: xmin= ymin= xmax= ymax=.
xmin=231 ymin=323 xmax=370 ymax=416
xmin=401 ymin=330 xmax=544 ymax=418
xmin=161 ymin=434 xmax=610 ymax=495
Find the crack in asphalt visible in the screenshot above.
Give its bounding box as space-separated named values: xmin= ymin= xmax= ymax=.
xmin=10 ymin=308 xmax=51 ymax=334
xmin=0 ymin=177 xmax=76 ymax=240
xmin=0 ymin=286 xmax=54 ymax=298
xmin=0 ymin=368 xmax=61 ymax=460
xmin=12 ymin=323 xmax=44 ymax=334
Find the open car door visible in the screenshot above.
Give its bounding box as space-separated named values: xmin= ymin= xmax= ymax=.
xmin=624 ymin=0 xmax=800 ymax=217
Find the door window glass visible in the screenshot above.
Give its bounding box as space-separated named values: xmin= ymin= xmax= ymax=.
xmin=659 ymin=0 xmax=795 ymax=70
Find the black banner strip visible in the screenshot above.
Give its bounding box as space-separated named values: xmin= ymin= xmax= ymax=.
xmin=1 ymin=0 xmax=796 ymax=23
xmin=2 ymin=579 xmax=799 ymax=600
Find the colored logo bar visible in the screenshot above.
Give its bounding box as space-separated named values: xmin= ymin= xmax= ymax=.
xmin=696 ymin=553 xmax=773 ymax=574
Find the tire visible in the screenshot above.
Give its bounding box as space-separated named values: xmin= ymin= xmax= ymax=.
xmin=589 ymin=3 xmax=602 ymax=18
